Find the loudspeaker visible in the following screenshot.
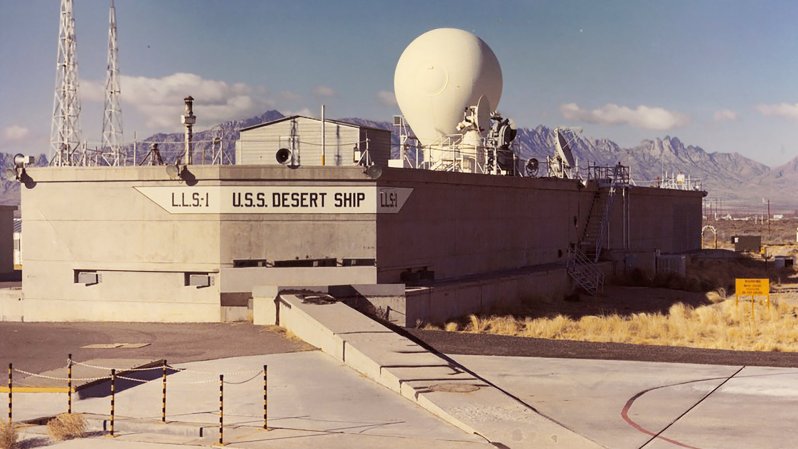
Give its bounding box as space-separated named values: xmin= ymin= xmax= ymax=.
xmin=275 ymin=148 xmax=291 ymax=165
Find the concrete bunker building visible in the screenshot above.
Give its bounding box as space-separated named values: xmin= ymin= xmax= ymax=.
xmin=3 ymin=28 xmax=703 ymax=324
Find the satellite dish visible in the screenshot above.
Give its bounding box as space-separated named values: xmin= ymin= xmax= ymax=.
xmin=525 ymin=158 xmax=539 ymax=177
xmin=275 ymin=148 xmax=291 ymax=165
xmin=394 ymin=28 xmax=503 ymax=146
xmin=13 ymin=154 xmax=26 ymax=168
xmin=365 ymin=165 xmax=383 ymax=179
xmin=554 ymin=128 xmax=575 ymax=168
xmin=474 ymin=95 xmax=491 ymax=134
xmin=165 ymin=164 xmax=180 ymax=179
xmin=498 ymin=119 xmax=517 ymax=147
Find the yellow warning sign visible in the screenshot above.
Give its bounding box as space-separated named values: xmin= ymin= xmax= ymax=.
xmin=735 ymin=278 xmax=769 ymax=296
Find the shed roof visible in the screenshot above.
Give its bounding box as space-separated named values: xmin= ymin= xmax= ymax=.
xmin=240 ymin=115 xmax=390 ymax=134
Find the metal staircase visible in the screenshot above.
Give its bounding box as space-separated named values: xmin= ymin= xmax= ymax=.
xmin=580 ymin=185 xmax=617 ymax=263
xmin=567 ymin=164 xmax=630 ymax=296
xmin=566 ymin=246 xmax=605 ymax=296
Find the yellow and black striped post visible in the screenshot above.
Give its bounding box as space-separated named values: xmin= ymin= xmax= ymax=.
xmin=263 ymin=365 xmax=269 ymax=430
xmin=219 ymin=374 xmax=224 ymax=446
xmin=110 ymin=369 xmax=116 ymax=437
xmin=67 ymin=353 xmax=73 ymax=414
xmin=7 ymin=363 xmax=12 ymax=423
xmin=161 ymin=360 xmax=167 ymax=422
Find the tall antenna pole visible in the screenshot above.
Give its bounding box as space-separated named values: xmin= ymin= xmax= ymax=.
xmin=102 ymin=0 xmax=124 ymax=166
xmin=50 ymin=0 xmax=83 ymax=167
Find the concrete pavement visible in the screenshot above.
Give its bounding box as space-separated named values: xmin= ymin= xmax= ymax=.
xmin=9 ymin=350 xmax=798 ymax=449
xmin=8 ymin=309 xmax=798 ymax=449
xmin=12 ymin=351 xmax=491 ymax=449
xmin=269 ymin=292 xmax=605 ymax=448
xmin=452 ymin=355 xmax=798 ymax=449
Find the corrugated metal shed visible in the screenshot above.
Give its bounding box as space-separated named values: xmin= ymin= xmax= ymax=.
xmin=236 ymin=115 xmax=390 ymax=167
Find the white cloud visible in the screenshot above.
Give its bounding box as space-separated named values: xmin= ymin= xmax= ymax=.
xmin=313 ymin=85 xmax=336 ymax=97
xmin=3 ymin=125 xmax=30 ymax=141
xmin=377 ymin=90 xmax=397 ymax=106
xmin=279 ymin=91 xmax=301 ymax=102
xmin=757 ymin=103 xmax=798 ymax=120
xmin=82 ymin=72 xmax=274 ymax=130
xmin=713 ymin=109 xmax=738 ymax=122
xmin=560 ymin=102 xmax=688 ymax=130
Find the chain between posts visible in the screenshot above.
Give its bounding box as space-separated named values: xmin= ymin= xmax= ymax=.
xmin=67 ymin=353 xmax=72 ymax=414
xmin=219 ymin=374 xmax=224 ymax=446
xmin=8 ymin=356 xmax=267 ymax=438
xmin=7 ymin=363 xmax=12 ymax=424
xmin=110 ymin=369 xmax=115 ymax=437
xmin=162 ymin=360 xmax=167 ymax=423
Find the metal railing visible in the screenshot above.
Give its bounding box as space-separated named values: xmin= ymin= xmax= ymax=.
xmin=566 ymin=247 xmax=605 ymax=296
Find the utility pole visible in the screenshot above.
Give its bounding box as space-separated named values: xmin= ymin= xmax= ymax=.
xmin=767 ymin=199 xmax=771 ymax=237
xmin=101 ymin=0 xmax=124 ymax=166
xmin=50 ymin=0 xmax=83 ymax=166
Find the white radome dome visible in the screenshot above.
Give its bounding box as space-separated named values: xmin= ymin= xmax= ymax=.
xmin=394 ymin=28 xmax=503 ymax=147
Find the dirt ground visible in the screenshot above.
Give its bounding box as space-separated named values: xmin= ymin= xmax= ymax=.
xmin=703 ymin=216 xmax=798 ymax=253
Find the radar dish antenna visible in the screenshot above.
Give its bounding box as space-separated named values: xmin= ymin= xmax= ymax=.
xmin=474 ymin=95 xmax=491 ymax=134
xmin=547 ymin=127 xmax=578 ymax=179
xmin=554 ymin=128 xmax=575 ymax=169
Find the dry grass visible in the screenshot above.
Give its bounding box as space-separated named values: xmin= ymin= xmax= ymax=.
xmin=47 ymin=413 xmax=86 ymax=441
xmin=0 ymin=420 xmax=17 ymax=449
xmin=434 ymin=296 xmax=798 ymax=352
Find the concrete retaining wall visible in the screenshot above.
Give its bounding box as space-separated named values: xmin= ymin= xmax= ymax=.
xmin=0 ymin=288 xmax=22 ymax=321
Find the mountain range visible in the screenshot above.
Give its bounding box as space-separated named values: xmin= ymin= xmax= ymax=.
xmin=4 ymin=110 xmax=797 ymax=212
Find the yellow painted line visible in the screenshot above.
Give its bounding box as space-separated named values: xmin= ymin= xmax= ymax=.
xmin=0 ymin=386 xmax=72 ymax=393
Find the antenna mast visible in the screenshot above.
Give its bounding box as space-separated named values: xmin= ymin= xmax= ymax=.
xmin=101 ymin=0 xmax=124 ymax=166
xmin=50 ymin=0 xmax=83 ymax=166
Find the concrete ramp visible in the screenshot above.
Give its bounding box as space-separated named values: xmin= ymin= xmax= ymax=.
xmin=267 ymin=291 xmax=605 ymax=449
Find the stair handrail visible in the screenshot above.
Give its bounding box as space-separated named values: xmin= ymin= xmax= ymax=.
xmin=566 ymin=247 xmax=605 ymax=295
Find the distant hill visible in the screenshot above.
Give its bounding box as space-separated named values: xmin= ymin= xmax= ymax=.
xmin=341 ymin=117 xmax=786 ymax=211
xmin=3 ymin=110 xmax=795 ymax=212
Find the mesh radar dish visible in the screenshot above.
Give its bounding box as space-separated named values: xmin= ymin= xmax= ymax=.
xmin=394 ymin=28 xmax=503 ymax=146
xmin=474 ymin=95 xmax=491 ymax=134
xmin=554 ymin=128 xmax=576 ymax=169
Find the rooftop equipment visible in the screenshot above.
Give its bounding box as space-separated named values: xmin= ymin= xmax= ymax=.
xmin=394 ymin=28 xmax=516 ymax=174
xmin=548 ymin=128 xmax=577 ymax=178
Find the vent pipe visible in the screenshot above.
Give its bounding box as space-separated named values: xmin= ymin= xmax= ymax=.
xmin=321 ymin=104 xmax=326 ymax=166
xmin=182 ymin=96 xmax=196 ymax=165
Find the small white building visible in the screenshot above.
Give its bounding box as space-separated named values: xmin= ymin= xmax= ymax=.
xmin=236 ymin=115 xmax=392 ymax=167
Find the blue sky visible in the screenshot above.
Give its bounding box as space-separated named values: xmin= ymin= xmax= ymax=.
xmin=2 ymin=0 xmax=798 ymax=166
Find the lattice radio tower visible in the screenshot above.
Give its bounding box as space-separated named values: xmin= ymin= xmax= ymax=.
xmin=101 ymin=0 xmax=124 ymax=166
xmin=50 ymin=0 xmax=84 ymax=166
